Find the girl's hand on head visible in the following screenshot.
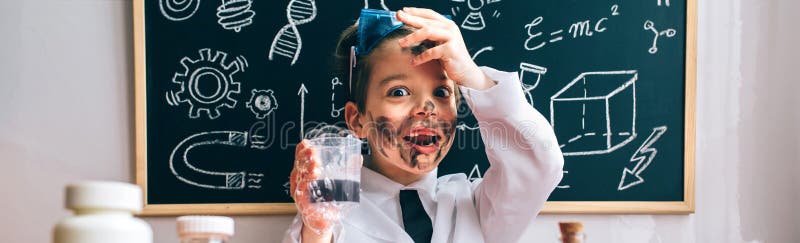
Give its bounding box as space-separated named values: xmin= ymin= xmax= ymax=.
xmin=291 ymin=140 xmax=338 ymax=240
xmin=396 ymin=7 xmax=494 ymax=90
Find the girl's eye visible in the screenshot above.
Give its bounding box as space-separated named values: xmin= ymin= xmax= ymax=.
xmin=388 ymin=87 xmax=410 ymax=97
xmin=434 ymin=87 xmax=451 ymax=98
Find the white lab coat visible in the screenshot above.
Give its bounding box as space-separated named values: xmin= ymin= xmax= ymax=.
xmin=282 ymin=67 xmax=564 ymax=243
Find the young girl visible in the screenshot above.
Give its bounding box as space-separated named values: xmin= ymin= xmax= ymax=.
xmin=284 ymin=7 xmax=564 ymax=243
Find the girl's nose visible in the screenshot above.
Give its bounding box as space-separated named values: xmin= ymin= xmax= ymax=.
xmin=414 ymin=100 xmax=437 ymax=118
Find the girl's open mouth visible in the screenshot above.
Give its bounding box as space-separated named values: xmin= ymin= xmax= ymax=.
xmin=402 ymin=127 xmax=442 ymax=154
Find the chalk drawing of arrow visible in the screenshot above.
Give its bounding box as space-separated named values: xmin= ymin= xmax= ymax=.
xmin=618 ymin=126 xmax=667 ymax=191
xmin=297 ymin=83 xmax=308 ymax=138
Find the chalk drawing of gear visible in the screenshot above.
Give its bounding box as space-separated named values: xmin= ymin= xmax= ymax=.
xmin=246 ymin=89 xmax=279 ymax=119
xmin=170 ymin=130 xmax=265 ymax=190
xmin=172 ymin=48 xmax=246 ymax=119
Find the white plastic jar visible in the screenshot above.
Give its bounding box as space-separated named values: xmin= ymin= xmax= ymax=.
xmin=177 ymin=216 xmax=235 ymax=243
xmin=53 ymin=181 xmax=153 ymax=243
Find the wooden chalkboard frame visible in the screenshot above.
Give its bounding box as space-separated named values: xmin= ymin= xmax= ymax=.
xmin=132 ymin=0 xmax=295 ymax=216
xmin=133 ymin=0 xmax=696 ymax=215
xmin=542 ymin=0 xmax=697 ymax=214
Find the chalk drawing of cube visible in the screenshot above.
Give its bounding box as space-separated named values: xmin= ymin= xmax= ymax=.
xmin=550 ymin=70 xmax=638 ymax=156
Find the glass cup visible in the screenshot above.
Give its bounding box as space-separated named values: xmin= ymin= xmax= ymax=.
xmin=305 ymin=125 xmax=363 ymax=207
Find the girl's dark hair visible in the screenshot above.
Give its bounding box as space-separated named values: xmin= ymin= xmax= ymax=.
xmin=333 ymin=23 xmax=415 ymax=113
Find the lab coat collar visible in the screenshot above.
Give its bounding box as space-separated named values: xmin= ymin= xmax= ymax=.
xmin=361 ymin=166 xmax=439 ymax=202
xmin=344 ymin=167 xmax=440 ymax=242
xmin=343 ymin=193 xmax=411 ymax=242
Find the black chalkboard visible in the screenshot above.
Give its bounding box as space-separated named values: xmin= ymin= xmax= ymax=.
xmin=135 ymin=0 xmax=695 ymax=215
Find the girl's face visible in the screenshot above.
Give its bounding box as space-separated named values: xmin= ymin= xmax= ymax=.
xmin=357 ymin=40 xmax=458 ymax=176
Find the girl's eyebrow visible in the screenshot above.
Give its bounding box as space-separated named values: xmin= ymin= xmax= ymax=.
xmin=378 ymin=73 xmax=409 ymax=86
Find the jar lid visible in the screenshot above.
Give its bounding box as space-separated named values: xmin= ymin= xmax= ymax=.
xmin=176 ymin=216 xmax=235 ymax=237
xmin=65 ymin=181 xmax=143 ymax=213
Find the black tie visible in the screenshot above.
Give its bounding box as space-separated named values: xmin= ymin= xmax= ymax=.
xmin=399 ymin=190 xmax=433 ymax=243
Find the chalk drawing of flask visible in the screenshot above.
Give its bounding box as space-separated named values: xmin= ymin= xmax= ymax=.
xmin=519 ymin=62 xmax=547 ymax=106
xmin=269 ymin=0 xmax=317 ymax=65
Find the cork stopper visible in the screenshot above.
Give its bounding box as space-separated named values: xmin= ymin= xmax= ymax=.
xmin=559 ymin=222 xmax=584 ymax=243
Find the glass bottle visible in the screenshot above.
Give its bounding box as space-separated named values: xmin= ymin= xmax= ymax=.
xmin=177 ymin=216 xmax=234 ymax=243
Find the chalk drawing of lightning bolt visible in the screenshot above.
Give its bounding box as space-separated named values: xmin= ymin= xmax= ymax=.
xmin=456 ymin=122 xmax=480 ymax=131
xmin=618 ymin=126 xmax=667 ymax=191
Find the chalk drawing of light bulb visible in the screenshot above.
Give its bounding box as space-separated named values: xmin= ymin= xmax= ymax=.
xmin=160 ymin=0 xmax=201 ymax=21
xmin=216 ymin=0 xmax=256 ymax=32
xmin=269 ymin=0 xmax=317 ymax=66
xmin=519 ymin=62 xmax=547 ymax=106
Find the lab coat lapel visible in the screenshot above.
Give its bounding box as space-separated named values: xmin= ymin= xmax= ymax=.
xmin=431 ymin=174 xmax=484 ymax=243
xmin=343 ymin=197 xmax=412 ymax=242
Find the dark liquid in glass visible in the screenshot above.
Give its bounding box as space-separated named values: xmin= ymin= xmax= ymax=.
xmin=308 ymin=179 xmax=360 ymax=203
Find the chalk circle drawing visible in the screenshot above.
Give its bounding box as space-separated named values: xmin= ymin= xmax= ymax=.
xmin=217 ymin=0 xmax=256 ymax=32
xmin=550 ymin=70 xmax=638 ymax=156
xmin=519 ymin=62 xmax=547 ymax=106
xmin=330 ymin=77 xmax=345 ymax=118
xmin=246 ymin=89 xmax=279 ymax=119
xmin=269 ymin=0 xmax=317 ymax=66
xmin=159 ymin=0 xmax=201 ymax=21
xmin=618 ymin=126 xmax=667 ymax=190
xmin=168 ymin=49 xmax=246 ymax=119
xmin=468 ymin=163 xmax=483 ymax=182
xmin=450 ymin=0 xmax=502 ymax=31
xmin=644 ymin=20 xmax=676 ymax=54
xmin=170 ymin=130 xmax=266 ymax=190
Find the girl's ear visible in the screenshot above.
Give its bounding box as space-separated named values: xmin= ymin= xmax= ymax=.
xmin=345 ymin=101 xmax=368 ymax=138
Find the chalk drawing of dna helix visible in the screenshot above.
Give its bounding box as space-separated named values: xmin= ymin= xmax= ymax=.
xmin=268 ymin=0 xmax=317 ymax=66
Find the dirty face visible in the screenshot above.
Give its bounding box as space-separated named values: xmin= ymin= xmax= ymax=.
xmin=360 ymin=40 xmax=458 ymax=175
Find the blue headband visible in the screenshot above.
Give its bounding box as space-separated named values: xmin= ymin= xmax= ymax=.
xmin=355 ymin=9 xmax=452 ymax=56
xmin=356 ymin=9 xmax=404 ymax=56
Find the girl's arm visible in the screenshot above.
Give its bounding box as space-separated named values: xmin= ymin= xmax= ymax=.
xmin=398 ymin=7 xmax=564 ymax=242
xmin=461 ymin=67 xmax=564 ymax=243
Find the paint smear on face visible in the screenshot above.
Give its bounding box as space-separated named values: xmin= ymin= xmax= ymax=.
xmin=367 ymin=110 xmax=457 ymax=171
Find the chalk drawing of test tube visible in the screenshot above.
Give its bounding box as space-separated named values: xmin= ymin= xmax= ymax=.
xmin=170 ymin=130 xmax=266 ymax=190
xmin=269 ymin=0 xmax=317 ymax=66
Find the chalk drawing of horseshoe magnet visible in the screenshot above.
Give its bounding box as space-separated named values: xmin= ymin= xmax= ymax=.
xmin=169 ymin=131 xmax=264 ymax=190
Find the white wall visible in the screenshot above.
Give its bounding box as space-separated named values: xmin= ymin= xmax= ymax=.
xmin=0 ymin=0 xmax=797 ymax=242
